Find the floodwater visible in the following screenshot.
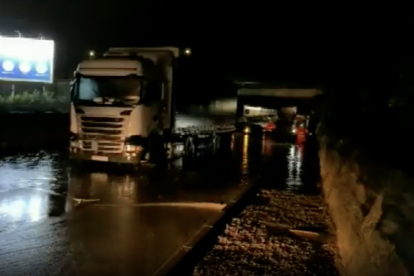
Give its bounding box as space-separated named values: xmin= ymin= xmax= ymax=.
xmin=0 ymin=132 xmax=319 ymax=275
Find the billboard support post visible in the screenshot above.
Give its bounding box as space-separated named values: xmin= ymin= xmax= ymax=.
xmin=11 ymin=83 xmax=15 ymax=98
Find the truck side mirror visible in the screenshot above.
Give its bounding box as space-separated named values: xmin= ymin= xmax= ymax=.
xmin=70 ymin=80 xmax=77 ymax=100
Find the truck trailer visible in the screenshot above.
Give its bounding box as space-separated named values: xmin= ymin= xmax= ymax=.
xmin=69 ymin=47 xmax=234 ymax=165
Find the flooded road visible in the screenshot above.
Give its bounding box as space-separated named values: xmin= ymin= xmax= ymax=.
xmin=0 ymin=133 xmax=318 ymax=276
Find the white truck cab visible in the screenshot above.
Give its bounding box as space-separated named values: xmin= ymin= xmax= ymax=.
xmin=69 ymin=47 xmax=179 ymax=164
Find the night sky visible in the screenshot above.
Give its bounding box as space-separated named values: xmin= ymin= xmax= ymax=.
xmin=1 ymin=2 xmax=413 ymax=85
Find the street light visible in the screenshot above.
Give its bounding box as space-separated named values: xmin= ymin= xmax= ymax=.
xmin=184 ymin=48 xmax=191 ymax=56
xmin=89 ymin=51 xmax=95 ymax=59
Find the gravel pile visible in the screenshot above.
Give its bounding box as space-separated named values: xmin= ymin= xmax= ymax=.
xmin=193 ymin=189 xmax=342 ymax=276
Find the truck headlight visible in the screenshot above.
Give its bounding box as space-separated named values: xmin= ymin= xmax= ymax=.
xmin=124 ymin=144 xmax=143 ymax=153
xmin=69 ymin=132 xmax=81 ymax=149
xmin=70 ymin=141 xmax=81 ymax=148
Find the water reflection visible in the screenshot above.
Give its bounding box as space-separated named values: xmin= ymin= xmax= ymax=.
xmin=47 ymin=155 xmax=69 ymax=217
xmin=0 ymin=189 xmax=49 ymax=233
xmin=68 ymin=163 xmax=247 ymax=207
xmin=0 ymin=152 xmax=69 ymax=233
xmin=0 ymin=135 xmax=320 ymax=236
xmin=114 ymin=175 xmax=136 ymax=202
xmin=28 ymin=196 xmax=43 ymax=221
xmin=0 ymin=153 xmax=56 ymax=192
xmin=262 ymin=135 xmax=274 ymax=156
xmin=0 ymin=132 xmax=324 ymax=274
xmin=287 ymin=145 xmax=303 ymax=188
xmin=242 ymin=134 xmax=249 ymax=174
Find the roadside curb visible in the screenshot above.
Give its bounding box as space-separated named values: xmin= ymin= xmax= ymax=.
xmin=153 ymin=175 xmax=262 ymax=276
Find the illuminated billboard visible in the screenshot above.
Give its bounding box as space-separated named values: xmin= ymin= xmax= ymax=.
xmin=0 ymin=36 xmax=54 ymax=83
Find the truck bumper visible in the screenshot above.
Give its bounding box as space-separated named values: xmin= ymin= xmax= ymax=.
xmin=69 ymin=150 xmax=141 ymax=164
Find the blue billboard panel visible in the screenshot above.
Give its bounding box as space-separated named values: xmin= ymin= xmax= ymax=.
xmin=0 ymin=37 xmax=54 ymax=83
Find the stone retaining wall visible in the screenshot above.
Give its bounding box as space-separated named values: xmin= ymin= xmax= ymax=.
xmin=318 ymin=141 xmax=414 ymax=276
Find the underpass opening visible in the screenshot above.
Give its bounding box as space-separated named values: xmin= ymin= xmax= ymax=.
xmin=234 ymin=84 xmax=324 ymax=140
xmin=236 ymin=95 xmax=319 ymax=117
xmin=236 ymin=84 xmax=323 ymax=117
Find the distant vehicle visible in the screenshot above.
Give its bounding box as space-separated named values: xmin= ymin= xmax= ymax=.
xmin=241 ymin=115 xmax=277 ymax=134
xmin=291 ymin=115 xmax=308 ymax=134
xmin=270 ymin=114 xmax=310 ymax=143
xmin=264 ymin=121 xmax=276 ymax=132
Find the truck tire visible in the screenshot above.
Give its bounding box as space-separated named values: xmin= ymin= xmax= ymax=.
xmin=208 ymin=135 xmax=219 ymax=156
xmin=184 ymin=137 xmax=195 ymax=157
xmin=148 ymin=130 xmax=166 ymax=166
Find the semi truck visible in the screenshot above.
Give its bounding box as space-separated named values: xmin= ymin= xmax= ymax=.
xmin=69 ymin=47 xmax=234 ymax=165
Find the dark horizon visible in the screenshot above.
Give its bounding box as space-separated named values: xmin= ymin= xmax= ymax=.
xmin=1 ymin=2 xmax=414 ymax=84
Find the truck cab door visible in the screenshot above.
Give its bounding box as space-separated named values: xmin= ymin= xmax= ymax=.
xmin=144 ymin=81 xmax=163 ymax=132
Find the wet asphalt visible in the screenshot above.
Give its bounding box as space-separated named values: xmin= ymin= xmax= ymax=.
xmin=0 ymin=133 xmax=319 ymax=276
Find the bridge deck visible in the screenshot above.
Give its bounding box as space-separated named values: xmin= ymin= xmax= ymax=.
xmin=238 ymin=88 xmax=322 ymax=98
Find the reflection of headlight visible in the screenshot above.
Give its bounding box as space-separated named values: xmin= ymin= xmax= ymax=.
xmin=244 ymin=127 xmax=250 ymax=133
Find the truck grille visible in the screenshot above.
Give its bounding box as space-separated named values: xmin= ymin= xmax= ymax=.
xmin=80 ymin=116 xmax=125 ymax=153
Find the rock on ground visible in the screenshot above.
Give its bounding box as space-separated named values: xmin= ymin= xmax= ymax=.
xmin=193 ymin=189 xmax=342 ymax=276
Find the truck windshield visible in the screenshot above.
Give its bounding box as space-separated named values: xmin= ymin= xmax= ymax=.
xmin=72 ymin=75 xmax=142 ymax=106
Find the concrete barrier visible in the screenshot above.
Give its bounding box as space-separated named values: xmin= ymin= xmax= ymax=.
xmin=318 ymin=138 xmax=413 ymax=276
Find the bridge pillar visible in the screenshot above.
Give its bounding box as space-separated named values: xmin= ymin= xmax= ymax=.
xmin=236 ymin=95 xmax=245 ymax=117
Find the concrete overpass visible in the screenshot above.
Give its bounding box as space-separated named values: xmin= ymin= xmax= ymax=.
xmin=234 ymin=81 xmax=324 ymax=116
